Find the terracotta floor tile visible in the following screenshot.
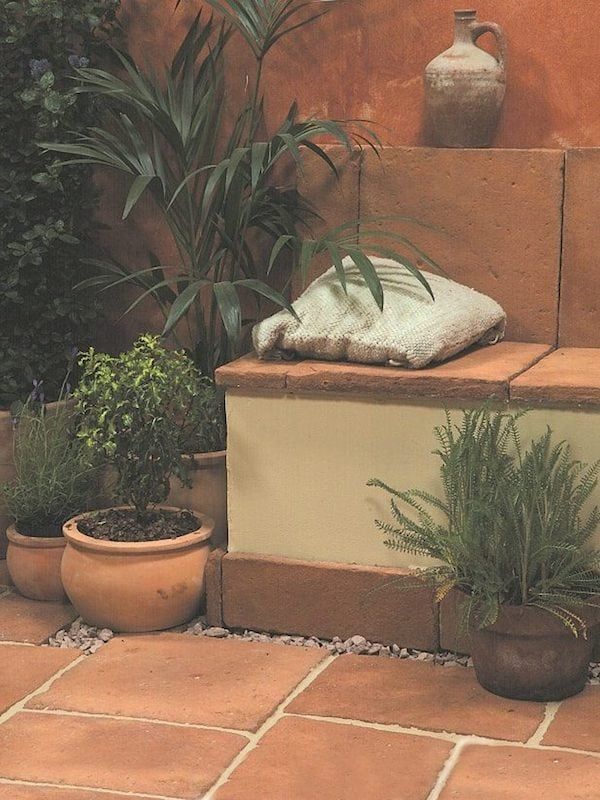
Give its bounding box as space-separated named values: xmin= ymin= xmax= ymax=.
xmin=0 ymin=561 xmax=11 ymax=587
xmin=0 ymin=786 xmax=134 ymax=799
xmin=438 ymin=744 xmax=600 ymax=799
xmin=29 ymin=634 xmax=325 ymax=731
xmin=214 ymin=716 xmax=451 ymax=800
xmin=0 ymin=592 xmax=77 ymax=644
xmin=0 ymin=645 xmax=78 ymax=713
xmin=288 ymin=656 xmax=544 ymax=741
xmin=0 ymin=711 xmax=245 ymax=799
xmin=542 ymin=686 xmax=600 ymax=751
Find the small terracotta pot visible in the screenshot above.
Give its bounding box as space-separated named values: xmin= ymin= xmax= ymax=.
xmin=6 ymin=525 xmax=67 ymax=601
xmin=61 ymin=506 xmax=214 ymax=633
xmin=168 ymin=450 xmax=227 ymax=549
xmin=470 ymin=602 xmax=597 ymax=701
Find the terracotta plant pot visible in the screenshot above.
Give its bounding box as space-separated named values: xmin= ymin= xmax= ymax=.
xmin=168 ymin=451 xmax=227 ymax=550
xmin=61 ymin=506 xmax=214 ymax=633
xmin=6 ymin=525 xmax=67 ymax=601
xmin=470 ymin=602 xmax=597 ymax=701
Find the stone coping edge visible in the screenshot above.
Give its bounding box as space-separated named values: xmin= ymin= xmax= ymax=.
xmin=215 ymin=342 xmax=553 ymax=402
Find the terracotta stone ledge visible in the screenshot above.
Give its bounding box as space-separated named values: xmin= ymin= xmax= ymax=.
xmin=510 ymin=348 xmax=600 ymax=406
xmin=216 ymin=342 xmax=552 ymax=401
xmin=221 ymin=552 xmax=438 ymax=650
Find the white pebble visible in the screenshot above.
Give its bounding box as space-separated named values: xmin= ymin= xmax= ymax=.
xmin=204 ymin=627 xmax=229 ymax=638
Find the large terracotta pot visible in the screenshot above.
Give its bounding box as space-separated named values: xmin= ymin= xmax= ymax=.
xmin=470 ymin=603 xmax=596 ymax=701
xmin=61 ymin=506 xmax=214 ymax=633
xmin=168 ymin=451 xmax=227 ymax=550
xmin=6 ymin=525 xmax=67 ymax=601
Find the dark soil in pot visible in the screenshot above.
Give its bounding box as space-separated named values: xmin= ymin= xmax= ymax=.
xmin=470 ymin=602 xmax=597 ymax=702
xmin=16 ymin=519 xmax=63 ymax=538
xmin=78 ymin=508 xmax=201 ymax=542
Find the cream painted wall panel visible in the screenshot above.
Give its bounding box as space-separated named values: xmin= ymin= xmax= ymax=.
xmin=226 ymin=391 xmax=600 ymax=569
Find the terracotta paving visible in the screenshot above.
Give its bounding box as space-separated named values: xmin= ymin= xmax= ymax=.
xmin=0 ymin=578 xmax=599 ymax=799
xmin=28 ymin=633 xmax=325 ymax=731
xmin=0 ymin=644 xmax=78 ymax=714
xmin=438 ymin=744 xmax=600 ymax=799
xmin=0 ymin=789 xmax=132 ymax=800
xmin=287 ymin=654 xmax=545 ymax=741
xmin=0 ymin=590 xmax=77 ymax=644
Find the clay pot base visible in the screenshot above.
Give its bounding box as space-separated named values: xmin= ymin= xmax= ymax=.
xmin=470 ymin=604 xmax=596 ymax=702
xmin=61 ymin=507 xmax=214 ymax=632
xmin=6 ymin=525 xmax=67 ymax=602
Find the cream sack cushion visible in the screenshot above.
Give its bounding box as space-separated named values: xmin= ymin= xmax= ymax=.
xmin=252 ymin=257 xmax=506 ymax=369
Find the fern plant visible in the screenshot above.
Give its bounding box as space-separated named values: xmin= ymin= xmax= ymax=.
xmin=42 ymin=3 xmax=438 ymax=377
xmin=369 ymin=407 xmax=600 ymax=637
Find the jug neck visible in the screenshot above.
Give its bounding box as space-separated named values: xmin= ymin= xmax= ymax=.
xmin=454 ymin=9 xmax=477 ymax=44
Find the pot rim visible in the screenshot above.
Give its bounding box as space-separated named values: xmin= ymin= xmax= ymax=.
xmin=63 ymin=505 xmax=214 ymax=554
xmin=0 ymin=398 xmax=72 ymax=421
xmin=181 ymin=450 xmax=226 ymax=469
xmin=457 ymin=588 xmax=600 ymax=636
xmin=6 ymin=524 xmax=66 ymax=548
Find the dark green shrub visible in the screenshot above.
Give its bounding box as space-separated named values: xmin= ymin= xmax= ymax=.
xmin=0 ymin=0 xmax=119 ymax=407
xmin=75 ymin=334 xmax=213 ymax=518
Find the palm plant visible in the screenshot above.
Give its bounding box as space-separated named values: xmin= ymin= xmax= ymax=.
xmin=369 ymin=407 xmax=600 ymax=637
xmin=43 ymin=1 xmax=438 ymax=376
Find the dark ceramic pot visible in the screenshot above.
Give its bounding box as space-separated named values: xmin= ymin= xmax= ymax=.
xmin=470 ymin=602 xmax=597 ymax=702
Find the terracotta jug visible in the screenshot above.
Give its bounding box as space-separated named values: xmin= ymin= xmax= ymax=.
xmin=424 ymin=9 xmax=507 ymax=148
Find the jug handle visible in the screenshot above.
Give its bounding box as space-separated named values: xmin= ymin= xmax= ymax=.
xmin=470 ymin=21 xmax=507 ymax=70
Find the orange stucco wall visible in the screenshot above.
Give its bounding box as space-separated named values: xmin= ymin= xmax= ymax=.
xmin=94 ymin=1 xmax=598 ymax=354
xmin=120 ymin=0 xmax=600 ymax=149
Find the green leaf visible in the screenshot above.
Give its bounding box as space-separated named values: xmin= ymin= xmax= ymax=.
xmin=123 ymin=175 xmax=154 ymax=219
xmin=268 ymin=235 xmax=295 ymax=274
xmin=163 ymin=280 xmax=208 ymax=336
xmin=347 ymin=250 xmax=384 ymax=310
xmin=236 ymin=278 xmax=299 ymax=321
xmin=213 ymin=281 xmax=242 ymax=350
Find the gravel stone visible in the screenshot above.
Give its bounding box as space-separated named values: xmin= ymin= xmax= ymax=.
xmin=49 ymin=612 xmax=598 ymax=684
xmin=203 ymin=627 xmax=229 ymax=638
xmin=48 ymin=620 xmax=115 ymax=655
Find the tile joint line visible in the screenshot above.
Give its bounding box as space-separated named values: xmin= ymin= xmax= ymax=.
xmin=202 ymin=653 xmax=338 ymax=799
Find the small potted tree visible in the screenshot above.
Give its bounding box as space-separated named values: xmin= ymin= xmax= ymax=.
xmin=2 ymin=394 xmax=98 ymax=601
xmin=61 ymin=335 xmax=214 ymax=632
xmin=369 ymin=407 xmax=600 ymax=702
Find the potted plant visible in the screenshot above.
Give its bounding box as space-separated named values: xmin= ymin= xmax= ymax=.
xmin=44 ymin=5 xmax=435 ymax=379
xmin=2 ymin=391 xmax=98 ymax=601
xmin=61 ymin=334 xmax=214 ymax=632
xmin=369 ymin=407 xmax=600 ymax=701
